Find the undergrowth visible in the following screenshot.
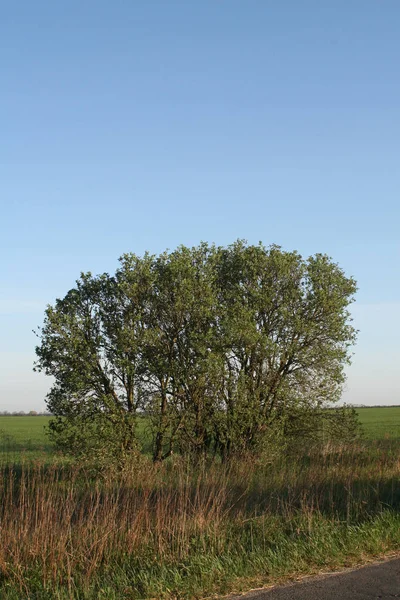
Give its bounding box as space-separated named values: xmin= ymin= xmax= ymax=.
xmin=1 ymin=442 xmax=400 ymax=599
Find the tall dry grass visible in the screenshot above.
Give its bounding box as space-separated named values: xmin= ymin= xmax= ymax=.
xmin=1 ymin=442 xmax=400 ymax=599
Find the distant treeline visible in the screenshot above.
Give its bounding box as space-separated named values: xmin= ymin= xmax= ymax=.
xmin=0 ymin=411 xmax=52 ymax=416
xmin=350 ymin=405 xmax=400 ymax=409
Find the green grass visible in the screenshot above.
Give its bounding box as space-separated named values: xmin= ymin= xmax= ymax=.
xmin=1 ymin=408 xmax=400 ymax=598
xmin=0 ymin=416 xmax=152 ymax=463
xmin=0 ymin=416 xmax=51 ymax=444
xmin=2 ymin=407 xmax=400 ymax=463
xmin=1 ymin=446 xmax=400 ymax=599
xmin=0 ymin=416 xmax=53 ymax=462
xmin=356 ymin=407 xmax=400 ymax=440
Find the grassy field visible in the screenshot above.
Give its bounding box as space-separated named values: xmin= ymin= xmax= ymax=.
xmin=356 ymin=407 xmax=400 ymax=439
xmin=0 ymin=416 xmax=152 ymax=462
xmin=1 ymin=408 xmax=400 ymax=599
xmin=2 ymin=407 xmax=400 ymax=461
xmin=0 ymin=416 xmax=53 ymax=463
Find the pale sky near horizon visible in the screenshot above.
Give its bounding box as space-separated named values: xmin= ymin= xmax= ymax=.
xmin=1 ymin=1 xmax=399 ymax=411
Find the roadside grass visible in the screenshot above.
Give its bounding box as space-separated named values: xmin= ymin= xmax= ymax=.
xmin=1 ymin=410 xmax=400 ymax=598
xmin=1 ymin=443 xmax=400 ymax=598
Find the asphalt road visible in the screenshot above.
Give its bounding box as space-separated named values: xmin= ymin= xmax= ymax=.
xmin=229 ymin=558 xmax=400 ymax=599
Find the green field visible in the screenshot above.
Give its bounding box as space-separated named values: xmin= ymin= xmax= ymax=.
xmin=1 ymin=407 xmax=400 ymax=461
xmin=0 ymin=416 xmax=53 ymax=462
xmin=0 ymin=415 xmax=153 ymax=462
xmin=356 ymin=406 xmax=400 ymax=439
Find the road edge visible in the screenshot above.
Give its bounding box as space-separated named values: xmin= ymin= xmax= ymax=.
xmin=218 ymin=552 xmax=400 ymax=600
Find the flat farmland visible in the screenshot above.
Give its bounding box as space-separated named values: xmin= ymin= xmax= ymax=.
xmin=0 ymin=415 xmax=152 ymax=462
xmin=0 ymin=416 xmax=53 ymax=462
xmin=1 ymin=407 xmax=400 ymax=462
xmin=356 ymin=406 xmax=400 ymax=440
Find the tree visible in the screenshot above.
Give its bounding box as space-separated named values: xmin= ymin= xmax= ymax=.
xmin=211 ymin=242 xmax=358 ymax=458
xmin=35 ymin=241 xmax=358 ymax=464
xmin=146 ymin=244 xmax=221 ymax=460
xmin=34 ymin=270 xmax=147 ymax=464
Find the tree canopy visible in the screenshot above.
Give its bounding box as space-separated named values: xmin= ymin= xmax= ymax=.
xmin=35 ymin=241 xmax=358 ymax=463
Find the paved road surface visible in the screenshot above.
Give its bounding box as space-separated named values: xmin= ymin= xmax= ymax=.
xmin=230 ymin=558 xmax=400 ymax=599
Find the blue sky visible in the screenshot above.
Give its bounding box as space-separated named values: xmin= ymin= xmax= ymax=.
xmin=1 ymin=1 xmax=399 ymax=410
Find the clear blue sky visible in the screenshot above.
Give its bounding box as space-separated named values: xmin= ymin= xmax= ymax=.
xmin=1 ymin=1 xmax=399 ymax=410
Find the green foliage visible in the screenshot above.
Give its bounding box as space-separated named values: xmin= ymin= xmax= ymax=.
xmin=35 ymin=241 xmax=357 ymax=464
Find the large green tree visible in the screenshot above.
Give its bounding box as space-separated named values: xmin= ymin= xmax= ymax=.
xmin=35 ymin=241 xmax=357 ymax=463
xmin=211 ymin=242 xmax=358 ymax=457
